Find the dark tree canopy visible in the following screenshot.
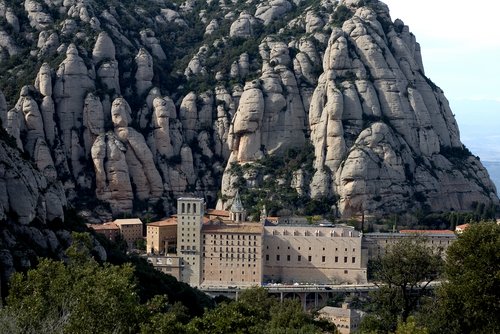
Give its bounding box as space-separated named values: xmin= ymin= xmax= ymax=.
xmin=422 ymin=222 xmax=500 ymax=334
xmin=361 ymin=237 xmax=444 ymax=333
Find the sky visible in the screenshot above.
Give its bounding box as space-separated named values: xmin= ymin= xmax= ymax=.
xmin=382 ymin=0 xmax=500 ymax=163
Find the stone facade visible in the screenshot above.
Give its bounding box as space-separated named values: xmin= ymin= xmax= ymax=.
xmin=168 ymin=198 xmax=459 ymax=288
xmin=363 ymin=230 xmax=456 ymax=260
xmin=145 ymin=254 xmax=181 ymax=280
xmin=146 ymin=218 xmax=177 ymax=254
xmin=263 ymin=225 xmax=367 ymax=284
xmin=202 ymin=223 xmax=263 ymax=286
xmin=318 ymin=304 xmax=363 ymax=334
xmin=87 ymin=222 xmax=120 ymax=241
xmin=177 ymin=197 xmax=205 ymax=286
xmin=113 ymin=218 xmax=143 ymax=248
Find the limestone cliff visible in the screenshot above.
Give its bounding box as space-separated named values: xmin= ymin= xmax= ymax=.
xmin=0 ymin=0 xmax=496 ymax=220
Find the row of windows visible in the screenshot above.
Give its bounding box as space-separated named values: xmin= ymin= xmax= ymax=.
xmin=269 ymin=230 xmax=355 ymax=237
xmin=203 ymin=247 xmax=258 ymax=253
xmin=180 ymin=236 xmax=196 ymax=242
xmin=205 ymin=263 xmax=257 ymax=268
xmin=180 ymin=216 xmax=201 ymax=224
xmin=267 ymin=246 xmax=356 ymax=252
xmin=206 ymin=240 xmax=258 ymax=246
xmin=265 ymin=254 xmax=356 ymax=263
xmin=180 ymin=202 xmax=199 ymax=214
xmin=205 ymin=234 xmax=258 ymax=240
xmin=202 ymin=277 xmax=258 ymax=282
xmin=204 ymin=253 xmax=257 ymax=260
xmin=204 ymin=270 xmax=257 ymax=275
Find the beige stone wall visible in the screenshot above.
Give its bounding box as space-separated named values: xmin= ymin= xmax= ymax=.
xmin=202 ymin=231 xmax=262 ymax=286
xmin=146 ymin=255 xmax=181 ymax=280
xmin=116 ymin=223 xmax=143 ymax=247
xmin=263 ymin=226 xmax=366 ymax=284
xmin=177 ymin=198 xmax=205 ymax=286
xmin=147 ymin=225 xmax=176 ymax=253
xmin=363 ymin=233 xmax=456 ymax=260
xmin=94 ymin=228 xmax=119 ymax=241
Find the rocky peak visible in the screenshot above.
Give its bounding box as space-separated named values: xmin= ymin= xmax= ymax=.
xmin=0 ymin=0 xmax=495 ymax=222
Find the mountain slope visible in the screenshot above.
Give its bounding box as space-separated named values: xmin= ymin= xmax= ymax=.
xmin=0 ymin=0 xmax=496 ymax=219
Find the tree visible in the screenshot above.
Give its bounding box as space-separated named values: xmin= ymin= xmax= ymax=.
xmin=186 ymin=287 xmax=336 ymax=334
xmin=422 ymin=222 xmax=500 ymax=334
xmin=140 ymin=297 xmax=190 ymax=334
xmin=360 ymin=237 xmax=444 ymax=332
xmin=0 ymin=232 xmax=214 ymax=333
xmin=0 ymin=234 xmax=143 ymax=333
xmin=394 ymin=316 xmax=429 ymax=334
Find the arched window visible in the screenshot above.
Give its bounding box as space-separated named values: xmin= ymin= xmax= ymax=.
xmin=193 ymin=203 xmax=197 ymax=213
xmin=181 ymin=203 xmax=185 ymax=213
xmin=187 ymin=203 xmax=191 ymax=213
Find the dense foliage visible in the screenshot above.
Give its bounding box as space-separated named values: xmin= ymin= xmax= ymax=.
xmin=0 ymin=233 xmax=336 ymax=334
xmin=359 ymin=222 xmax=499 ymax=334
xmin=360 ymin=237 xmax=443 ymax=333
xmin=418 ymin=222 xmax=500 ymax=334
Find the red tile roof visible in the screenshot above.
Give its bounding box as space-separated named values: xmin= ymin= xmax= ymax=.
xmin=88 ymin=222 xmax=119 ymax=231
xmin=148 ymin=217 xmax=177 ymax=227
xmin=399 ymin=229 xmax=455 ymax=234
xmin=207 ymin=209 xmax=231 ymax=217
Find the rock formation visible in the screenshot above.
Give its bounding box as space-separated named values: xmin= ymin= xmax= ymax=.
xmin=0 ymin=0 xmax=495 ymax=221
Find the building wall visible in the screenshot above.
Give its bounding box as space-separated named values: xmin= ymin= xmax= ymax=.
xmin=263 ymin=226 xmax=366 ymax=284
xmin=177 ymin=198 xmax=205 ymax=287
xmin=145 ymin=255 xmax=181 ymax=280
xmin=363 ymin=233 xmax=457 ymax=261
xmin=115 ymin=220 xmax=143 ymax=247
xmin=318 ymin=305 xmax=362 ymax=334
xmin=147 ymin=224 xmax=177 ymax=254
xmin=202 ymin=230 xmax=262 ymax=286
xmin=93 ymin=227 xmax=120 ymax=241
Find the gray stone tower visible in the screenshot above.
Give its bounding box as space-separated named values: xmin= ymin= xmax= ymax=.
xmin=177 ymin=197 xmax=205 ymax=286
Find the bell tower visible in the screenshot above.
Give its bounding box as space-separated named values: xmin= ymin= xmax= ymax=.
xmin=230 ymin=191 xmax=246 ymax=223
xmin=177 ymin=197 xmax=205 ymax=286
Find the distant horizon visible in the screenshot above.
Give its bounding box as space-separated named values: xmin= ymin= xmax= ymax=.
xmin=382 ymin=0 xmax=500 ymax=192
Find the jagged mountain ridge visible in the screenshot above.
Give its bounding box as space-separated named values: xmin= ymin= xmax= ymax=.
xmin=0 ymin=0 xmax=497 ymax=220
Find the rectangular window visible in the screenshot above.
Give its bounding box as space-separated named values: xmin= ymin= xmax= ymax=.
xmin=266 ymin=254 xmax=269 ymax=261
xmin=344 ymin=257 xmax=348 ymax=263
xmin=335 ymin=256 xmax=338 ymax=263
xmin=276 ymin=255 xmax=280 ymax=261
xmin=308 ymin=256 xmax=312 ymax=261
xmin=287 ymin=255 xmax=290 ymax=261
xmin=322 ymin=256 xmax=325 ymax=262
xmin=352 ymin=257 xmax=356 ymax=263
xmin=298 ymin=255 xmax=301 ymax=261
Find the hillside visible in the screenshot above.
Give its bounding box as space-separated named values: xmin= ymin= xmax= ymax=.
xmin=0 ymin=0 xmax=497 ymax=222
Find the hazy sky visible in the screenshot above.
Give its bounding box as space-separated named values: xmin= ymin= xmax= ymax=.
xmin=382 ymin=0 xmax=500 ymax=161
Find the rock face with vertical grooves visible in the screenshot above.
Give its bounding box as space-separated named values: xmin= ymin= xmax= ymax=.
xmin=0 ymin=0 xmax=496 ymax=221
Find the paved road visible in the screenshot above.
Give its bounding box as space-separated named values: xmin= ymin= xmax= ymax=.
xmin=201 ymin=281 xmax=442 ymax=294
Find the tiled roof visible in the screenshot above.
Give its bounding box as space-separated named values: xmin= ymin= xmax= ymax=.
xmin=114 ymin=218 xmax=143 ymax=226
xmin=203 ymin=223 xmax=262 ymax=234
xmin=148 ymin=217 xmax=177 ymax=227
xmin=88 ymin=222 xmax=119 ymax=231
xmin=399 ymin=229 xmax=455 ymax=234
xmin=207 ymin=209 xmax=230 ymax=217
